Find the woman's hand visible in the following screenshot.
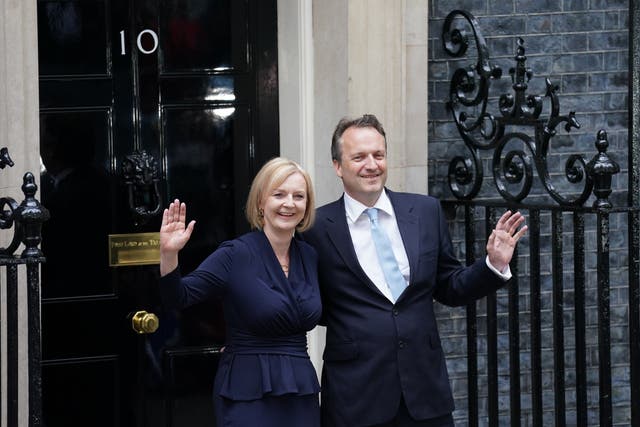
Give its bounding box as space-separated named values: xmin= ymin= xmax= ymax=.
xmin=160 ymin=199 xmax=196 ymax=253
xmin=159 ymin=199 xmax=195 ymax=275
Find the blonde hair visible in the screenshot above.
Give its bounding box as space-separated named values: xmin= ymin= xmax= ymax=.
xmin=245 ymin=157 xmax=316 ymax=232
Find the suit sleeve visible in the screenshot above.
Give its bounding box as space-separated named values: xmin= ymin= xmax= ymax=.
xmin=159 ymin=241 xmax=235 ymax=309
xmin=432 ymin=200 xmax=507 ymax=306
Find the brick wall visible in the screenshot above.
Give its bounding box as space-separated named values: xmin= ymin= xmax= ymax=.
xmin=428 ymin=0 xmax=630 ymax=425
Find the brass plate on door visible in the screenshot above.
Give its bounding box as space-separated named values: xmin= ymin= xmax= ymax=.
xmin=108 ymin=232 xmax=160 ymax=266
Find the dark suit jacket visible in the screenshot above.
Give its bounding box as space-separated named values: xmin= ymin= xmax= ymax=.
xmin=303 ymin=190 xmax=506 ymax=426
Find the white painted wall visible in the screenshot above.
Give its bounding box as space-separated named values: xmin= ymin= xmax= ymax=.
xmin=278 ymin=0 xmax=429 ymax=379
xmin=0 ymin=1 xmax=41 ymax=426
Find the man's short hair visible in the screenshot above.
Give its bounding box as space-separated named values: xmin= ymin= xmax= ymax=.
xmin=331 ymin=114 xmax=387 ymax=162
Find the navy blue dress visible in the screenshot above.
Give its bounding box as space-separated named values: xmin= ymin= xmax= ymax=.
xmin=159 ymin=231 xmax=322 ymax=427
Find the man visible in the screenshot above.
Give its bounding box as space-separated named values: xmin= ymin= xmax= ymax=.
xmin=304 ymin=114 xmax=527 ymax=426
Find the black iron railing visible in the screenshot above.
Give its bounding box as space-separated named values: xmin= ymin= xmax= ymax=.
xmin=442 ymin=201 xmax=638 ymax=426
xmin=441 ymin=10 xmax=638 ymax=427
xmin=0 ymin=150 xmax=49 ymax=427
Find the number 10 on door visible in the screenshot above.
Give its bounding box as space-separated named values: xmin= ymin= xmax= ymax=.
xmin=119 ymin=30 xmax=159 ymax=55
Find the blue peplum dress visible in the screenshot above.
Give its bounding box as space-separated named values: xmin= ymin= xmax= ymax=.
xmin=159 ymin=231 xmax=322 ymax=427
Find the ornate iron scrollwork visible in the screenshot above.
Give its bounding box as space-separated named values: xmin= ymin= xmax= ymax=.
xmin=443 ymin=10 xmax=610 ymax=206
xmin=122 ymin=150 xmax=162 ymax=225
xmin=0 ymin=148 xmax=49 ymax=257
xmin=0 ymin=146 xmax=19 ymax=253
xmin=0 ymin=195 xmax=21 ymax=256
xmin=0 ymin=147 xmax=15 ymax=169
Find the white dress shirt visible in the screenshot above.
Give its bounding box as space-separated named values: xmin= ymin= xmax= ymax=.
xmin=344 ymin=191 xmax=410 ymax=302
xmin=343 ymin=190 xmax=511 ymax=303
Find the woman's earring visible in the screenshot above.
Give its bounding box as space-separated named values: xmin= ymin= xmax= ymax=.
xmin=258 ymin=208 xmax=264 ymax=217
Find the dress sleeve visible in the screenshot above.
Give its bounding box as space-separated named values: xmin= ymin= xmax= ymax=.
xmin=159 ymin=241 xmax=235 ymax=309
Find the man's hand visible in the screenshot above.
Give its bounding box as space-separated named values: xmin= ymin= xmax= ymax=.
xmin=486 ymin=210 xmax=528 ymax=273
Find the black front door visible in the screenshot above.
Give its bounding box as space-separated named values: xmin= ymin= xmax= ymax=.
xmin=37 ymin=0 xmax=278 ymax=425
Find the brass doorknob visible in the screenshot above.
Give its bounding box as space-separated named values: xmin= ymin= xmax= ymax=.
xmin=131 ymin=310 xmax=159 ymax=334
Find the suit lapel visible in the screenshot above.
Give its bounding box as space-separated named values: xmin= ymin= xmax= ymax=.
xmin=323 ymin=197 xmax=385 ymax=297
xmin=388 ymin=190 xmax=420 ymax=284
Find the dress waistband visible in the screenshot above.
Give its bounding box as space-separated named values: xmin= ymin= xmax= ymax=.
xmin=225 ymin=331 xmax=308 ymax=356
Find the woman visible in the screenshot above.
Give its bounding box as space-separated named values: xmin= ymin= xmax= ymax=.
xmin=159 ymin=157 xmax=321 ymax=427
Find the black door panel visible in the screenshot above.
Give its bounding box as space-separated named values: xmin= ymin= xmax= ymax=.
xmin=42 ymin=358 xmax=121 ymax=427
xmin=41 ymin=298 xmax=121 ymax=359
xmin=38 ymin=1 xmax=109 ymax=76
xmin=159 ymin=0 xmax=247 ymax=73
xmin=38 ymin=0 xmax=278 ymax=425
xmin=163 ymin=105 xmax=251 ymax=244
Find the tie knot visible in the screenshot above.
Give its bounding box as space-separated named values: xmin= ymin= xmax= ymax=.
xmin=365 ymin=208 xmax=379 ymax=222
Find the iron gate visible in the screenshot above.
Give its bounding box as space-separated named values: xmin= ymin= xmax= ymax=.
xmin=0 ymin=153 xmax=48 ymax=427
xmin=440 ymin=10 xmax=639 ymax=426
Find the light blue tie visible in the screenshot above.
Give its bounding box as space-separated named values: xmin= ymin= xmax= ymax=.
xmin=365 ymin=208 xmax=407 ymax=302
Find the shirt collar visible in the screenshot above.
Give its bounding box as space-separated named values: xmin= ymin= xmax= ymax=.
xmin=343 ymin=190 xmax=395 ymax=224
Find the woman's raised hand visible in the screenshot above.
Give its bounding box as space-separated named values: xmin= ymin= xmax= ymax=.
xmin=160 ymin=199 xmax=196 ymax=255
